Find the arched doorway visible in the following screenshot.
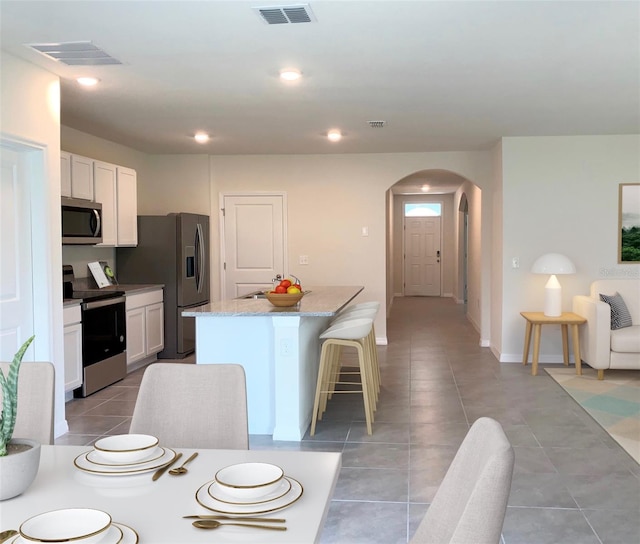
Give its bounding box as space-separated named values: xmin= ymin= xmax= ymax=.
xmin=386 ymin=170 xmax=481 ymax=329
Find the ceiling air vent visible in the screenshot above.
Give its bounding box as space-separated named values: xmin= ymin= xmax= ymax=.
xmin=254 ymin=4 xmax=317 ymax=24
xmin=25 ymin=41 xmax=122 ymax=66
xmin=368 ymin=121 xmax=386 ymax=128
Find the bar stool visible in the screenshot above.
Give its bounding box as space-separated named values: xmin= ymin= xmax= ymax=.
xmin=334 ymin=301 xmax=381 ymax=320
xmin=311 ymin=317 xmax=376 ymax=436
xmin=330 ymin=307 xmax=380 ymax=401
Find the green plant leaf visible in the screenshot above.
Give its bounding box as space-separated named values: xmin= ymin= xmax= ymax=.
xmin=0 ymin=335 xmax=35 ymax=456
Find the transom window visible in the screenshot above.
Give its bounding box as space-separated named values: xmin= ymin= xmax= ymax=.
xmin=404 ymin=203 xmax=442 ymax=217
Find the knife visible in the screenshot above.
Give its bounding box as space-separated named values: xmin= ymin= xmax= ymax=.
xmin=152 ymin=452 xmax=182 ymax=481
xmin=183 ymin=515 xmax=286 ymax=523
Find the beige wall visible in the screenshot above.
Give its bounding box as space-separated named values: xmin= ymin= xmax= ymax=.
xmin=61 ymin=125 xmax=149 ymax=174
xmin=490 ymin=141 xmax=504 ymax=357
xmin=209 ymin=153 xmax=493 ymax=343
xmin=500 ymin=135 xmax=640 ymax=361
xmin=140 ymin=154 xmax=210 ymax=215
xmin=1 ymin=51 xmax=66 ymax=435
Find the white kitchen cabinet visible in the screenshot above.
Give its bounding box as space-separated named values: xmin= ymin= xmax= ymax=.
xmin=116 ymin=167 xmax=137 ymax=246
xmin=63 ymin=304 xmax=83 ymax=392
xmin=93 ymin=161 xmax=137 ymax=247
xmin=145 ymin=302 xmax=164 ymax=355
xmin=126 ymin=306 xmax=146 ymax=364
xmin=60 ymin=151 xmax=72 ymax=198
xmin=70 ymin=154 xmax=94 ymax=200
xmin=93 ymin=160 xmax=118 ymax=246
xmin=125 ymin=289 xmax=164 ymax=370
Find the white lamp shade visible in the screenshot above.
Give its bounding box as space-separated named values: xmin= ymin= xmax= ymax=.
xmin=531 ymin=253 xmax=576 ymax=317
xmin=531 ymin=253 xmax=576 ymax=275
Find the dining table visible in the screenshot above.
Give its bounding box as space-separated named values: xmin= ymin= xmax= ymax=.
xmin=0 ymin=445 xmax=342 ymax=543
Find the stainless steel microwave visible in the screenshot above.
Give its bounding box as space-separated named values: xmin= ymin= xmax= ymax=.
xmin=61 ymin=197 xmax=103 ymax=245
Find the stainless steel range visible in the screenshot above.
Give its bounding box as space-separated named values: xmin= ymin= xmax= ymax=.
xmin=63 ymin=265 xmax=127 ymax=397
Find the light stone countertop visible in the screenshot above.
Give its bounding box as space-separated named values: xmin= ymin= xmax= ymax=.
xmin=182 ymin=285 xmax=364 ymax=317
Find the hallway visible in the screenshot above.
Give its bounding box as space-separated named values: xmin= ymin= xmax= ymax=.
xmin=58 ymin=296 xmax=640 ymax=543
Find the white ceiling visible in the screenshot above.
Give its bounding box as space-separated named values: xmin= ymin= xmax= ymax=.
xmin=1 ymin=1 xmax=638 ymax=194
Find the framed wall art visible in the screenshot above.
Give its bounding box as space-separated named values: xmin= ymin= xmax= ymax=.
xmin=619 ymin=183 xmax=640 ymax=263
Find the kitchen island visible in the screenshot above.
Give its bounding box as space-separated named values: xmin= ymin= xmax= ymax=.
xmin=183 ymin=286 xmax=363 ymax=440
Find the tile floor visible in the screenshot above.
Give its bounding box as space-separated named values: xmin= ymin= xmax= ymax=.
xmin=58 ymin=296 xmax=640 ymax=544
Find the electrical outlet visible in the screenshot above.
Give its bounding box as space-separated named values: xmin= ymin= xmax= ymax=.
xmin=512 ymin=257 xmax=520 ymax=269
xmin=280 ymin=338 xmax=290 ymax=356
xmin=299 ymin=255 xmax=309 ymax=265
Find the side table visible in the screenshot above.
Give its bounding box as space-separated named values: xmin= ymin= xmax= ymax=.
xmin=520 ymin=312 xmax=587 ymax=376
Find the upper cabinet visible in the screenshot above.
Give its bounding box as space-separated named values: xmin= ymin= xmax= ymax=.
xmin=60 ymin=151 xmax=72 ymax=197
xmin=116 ymin=167 xmax=138 ymax=246
xmin=62 ymin=152 xmax=138 ymax=247
xmin=93 ymin=161 xmax=118 ymax=246
xmin=93 ymin=160 xmax=138 ymax=247
xmin=61 ymin=152 xmax=93 ymax=200
xmin=70 ymin=154 xmax=94 ymax=200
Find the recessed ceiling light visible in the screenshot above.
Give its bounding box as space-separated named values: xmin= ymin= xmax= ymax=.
xmin=76 ymin=77 xmax=99 ymax=87
xmin=194 ymin=132 xmax=210 ymax=144
xmin=327 ymin=129 xmax=342 ymax=142
xmin=280 ymin=69 xmax=302 ymax=81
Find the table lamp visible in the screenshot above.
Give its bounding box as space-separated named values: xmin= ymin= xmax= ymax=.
xmin=531 ymin=253 xmax=576 ymax=317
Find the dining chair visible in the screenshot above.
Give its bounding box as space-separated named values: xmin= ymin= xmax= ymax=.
xmin=410 ymin=417 xmax=515 ymax=544
xmin=0 ymin=361 xmax=55 ymax=445
xmin=129 ymin=363 xmax=249 ymax=449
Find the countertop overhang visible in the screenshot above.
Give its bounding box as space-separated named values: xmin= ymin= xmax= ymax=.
xmin=182 ymin=286 xmax=364 ymax=317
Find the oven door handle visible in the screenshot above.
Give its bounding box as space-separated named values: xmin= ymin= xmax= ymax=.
xmin=82 ymin=295 xmax=126 ymax=311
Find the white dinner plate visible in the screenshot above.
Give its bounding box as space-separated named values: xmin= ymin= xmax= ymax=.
xmin=208 ymin=477 xmax=292 ymax=505
xmin=11 ymin=522 xmax=138 ymax=544
xmin=74 ymin=447 xmax=177 ymax=475
xmin=196 ymin=476 xmax=303 ymax=515
xmin=87 ymin=446 xmax=164 ymax=467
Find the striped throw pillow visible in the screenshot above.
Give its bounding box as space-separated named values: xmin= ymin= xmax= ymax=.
xmin=599 ymin=292 xmax=633 ymax=330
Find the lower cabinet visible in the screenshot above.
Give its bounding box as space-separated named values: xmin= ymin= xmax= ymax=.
xmin=63 ymin=304 xmax=83 ymax=392
xmin=125 ymin=289 xmax=164 ymax=370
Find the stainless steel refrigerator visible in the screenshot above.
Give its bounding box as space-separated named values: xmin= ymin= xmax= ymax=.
xmin=116 ymin=213 xmax=209 ymax=358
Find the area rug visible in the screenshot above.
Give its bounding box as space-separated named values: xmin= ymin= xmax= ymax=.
xmin=545 ymin=367 xmax=640 ymax=464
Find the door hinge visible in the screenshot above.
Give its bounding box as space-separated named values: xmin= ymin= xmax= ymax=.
xmin=221 ymin=208 xmax=225 ymax=217
xmin=223 ymin=262 xmax=226 ymax=270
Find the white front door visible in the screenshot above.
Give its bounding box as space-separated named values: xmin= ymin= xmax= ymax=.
xmin=0 ymin=144 xmax=34 ymax=357
xmin=404 ymin=216 xmax=441 ymax=296
xmin=222 ymin=194 xmax=286 ymax=299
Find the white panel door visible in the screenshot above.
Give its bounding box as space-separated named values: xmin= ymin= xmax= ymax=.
xmin=404 ymin=216 xmax=441 ymax=296
xmin=222 ymin=194 xmax=286 ymax=300
xmin=0 ymin=145 xmax=33 ymax=357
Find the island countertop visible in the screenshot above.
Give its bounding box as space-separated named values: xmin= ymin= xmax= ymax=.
xmin=183 ymin=286 xmax=363 ymax=317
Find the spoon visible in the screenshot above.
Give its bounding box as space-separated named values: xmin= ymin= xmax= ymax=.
xmin=169 ymin=452 xmax=198 ymax=475
xmin=192 ymin=520 xmax=287 ymax=531
xmin=0 ymin=530 xmax=17 ymax=543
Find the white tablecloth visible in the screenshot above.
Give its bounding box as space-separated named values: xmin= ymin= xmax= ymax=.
xmin=0 ymin=445 xmax=341 ymax=543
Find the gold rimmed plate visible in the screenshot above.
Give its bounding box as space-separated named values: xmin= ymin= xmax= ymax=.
xmin=196 ymin=477 xmax=303 ymax=515
xmin=74 ymin=447 xmax=177 ymax=476
xmin=86 ymin=446 xmax=164 ymax=467
xmin=207 ymin=477 xmax=292 ymax=505
xmin=10 ymin=522 xmax=138 ymax=544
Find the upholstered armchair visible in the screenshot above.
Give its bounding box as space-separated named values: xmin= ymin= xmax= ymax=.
xmin=572 ymin=279 xmax=640 ymax=379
